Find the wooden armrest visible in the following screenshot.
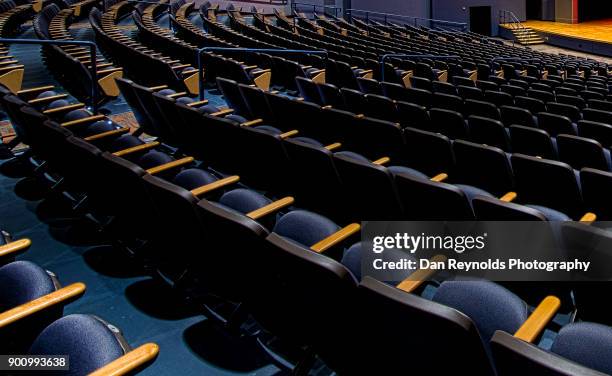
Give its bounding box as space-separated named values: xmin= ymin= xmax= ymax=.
xmin=17 ymin=85 xmax=54 ymax=95
xmin=325 ymin=142 xmax=341 ymax=151
xmin=171 ymin=64 xmax=190 ymax=70
xmin=186 ymin=100 xmax=209 ymax=107
xmin=360 ymin=69 xmax=373 ymax=74
xmin=43 ymin=103 xmax=85 ymax=114
xmin=166 ymin=92 xmax=187 ymax=99
xmin=190 ymin=175 xmax=240 ymax=197
xmin=396 ymin=254 xmax=446 ymax=293
xmin=93 ymin=63 xmax=114 ymax=69
xmin=0 ymin=283 xmax=86 ymax=329
xmin=301 ymin=65 xmax=312 ymax=69
xmin=240 ymin=119 xmax=263 ymax=127
xmin=580 ymin=212 xmax=596 ymax=224
xmin=500 ymin=192 xmax=517 ymax=203
xmin=280 ymin=130 xmax=299 ymax=139
xmin=430 ymin=173 xmax=448 ymax=182
xmin=514 ymin=296 xmax=561 ymax=343
xmin=243 ymin=65 xmax=257 ymax=70
xmin=0 ymin=238 xmax=32 ymax=259
xmin=0 ymin=65 xmax=24 ymax=73
xmin=84 ymin=127 xmax=129 ymax=141
xmin=308 ymin=69 xmax=325 ymax=75
xmin=310 ymin=223 xmax=360 ymax=253
xmin=88 ymin=343 xmax=159 ymax=376
xmin=146 ymin=157 xmax=194 ymax=175
xmin=148 ymin=85 xmax=168 ymax=90
xmin=247 ymin=196 xmax=295 ymax=220
xmin=28 ymin=94 xmax=68 ymax=104
xmin=321 ymin=105 xmax=333 ymax=109
xmin=113 ymin=142 xmax=160 ymax=157
xmin=97 ymin=68 xmax=122 ymax=75
xmin=210 ymin=109 xmax=234 ymax=117
xmin=372 ymin=157 xmax=390 ymax=165
xmin=61 ymin=115 xmax=105 ymax=127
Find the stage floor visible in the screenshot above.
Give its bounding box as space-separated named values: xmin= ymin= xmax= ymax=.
xmin=521 ymin=19 xmax=612 ymax=44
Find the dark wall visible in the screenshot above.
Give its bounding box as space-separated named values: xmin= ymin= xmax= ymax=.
xmin=432 ymin=0 xmax=525 ymax=36
xmin=579 ymin=0 xmax=612 ymax=22
xmin=349 ymin=0 xmax=430 ymax=19
xmin=348 ymin=0 xmax=526 ymax=36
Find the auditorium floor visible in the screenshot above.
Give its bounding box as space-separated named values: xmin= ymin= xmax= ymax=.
xmin=0 ymin=159 xmax=283 ymax=375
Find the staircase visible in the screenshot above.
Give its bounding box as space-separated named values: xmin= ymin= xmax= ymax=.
xmin=509 ymin=26 xmax=545 ymax=45
xmin=499 ymin=10 xmax=545 ymax=46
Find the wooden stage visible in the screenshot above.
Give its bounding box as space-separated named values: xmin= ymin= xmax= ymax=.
xmin=521 ymin=19 xmax=612 ymax=44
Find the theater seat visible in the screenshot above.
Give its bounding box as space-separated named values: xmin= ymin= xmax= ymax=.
xmin=492 ymin=321 xmax=612 ymax=376
xmin=432 ymin=280 xmax=528 ymax=348
xmin=273 ymin=210 xmax=340 ymax=248
xmin=29 ymin=314 xmax=158 ymax=375
xmin=0 ymin=261 xmax=57 ymax=312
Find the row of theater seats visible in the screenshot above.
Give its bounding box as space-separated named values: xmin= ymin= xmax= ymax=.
xmin=33 ymin=3 xmax=124 ymax=103
xmin=0 ymin=0 xmax=32 ymax=93
xmin=5 ymin=75 xmax=612 ymax=376
xmin=0 ymin=232 xmax=159 ymax=374
xmin=295 ymin=76 xmax=612 ymax=173
xmin=123 ymin=4 xmax=612 ymax=375
xmin=134 ymin=1 xmax=272 ymax=90
xmin=212 ymin=76 xmax=612 ymax=222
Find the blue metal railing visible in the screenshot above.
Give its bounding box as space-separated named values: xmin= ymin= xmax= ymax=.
xmin=0 ymin=38 xmax=100 ymax=111
xmin=196 ymin=47 xmax=328 ymax=100
xmin=380 ymin=54 xmax=459 ymax=82
xmin=291 ymin=2 xmax=342 ymax=18
xmin=346 ymin=9 xmax=467 ymax=31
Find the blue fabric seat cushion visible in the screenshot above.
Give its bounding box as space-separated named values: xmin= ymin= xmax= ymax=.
xmin=225 ymin=114 xmax=248 ymax=124
xmin=81 ymin=120 xmax=115 ymax=137
xmin=108 ymin=134 xmax=144 ymax=152
xmin=45 ymin=99 xmax=70 ymax=110
xmin=341 ymin=242 xmax=415 ymax=284
xmin=29 ymin=314 xmax=125 ymax=376
xmin=136 ymin=150 xmax=173 ymax=169
xmin=36 ymin=90 xmax=58 ymax=99
xmin=172 ymin=168 xmax=217 ymax=190
xmin=176 ymin=97 xmax=194 ymax=105
xmin=197 ymin=104 xmax=221 ymax=114
xmin=551 ymin=322 xmax=612 ymax=375
xmin=254 ymin=125 xmax=282 ymax=134
xmin=0 ymin=261 xmax=56 ymax=311
xmin=62 ymin=109 xmax=91 ymax=122
xmin=157 ymin=89 xmax=176 ymax=96
xmin=217 ymin=188 xmax=272 ymax=214
xmin=432 ymin=280 xmax=528 ymax=344
xmin=273 ymin=210 xmax=340 ymax=248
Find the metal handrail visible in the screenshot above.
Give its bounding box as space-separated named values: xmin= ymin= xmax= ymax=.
xmin=0 ymin=38 xmax=100 ymax=111
xmin=195 ymin=47 xmax=328 ymax=100
xmin=346 ymin=9 xmax=467 ymax=31
xmin=499 ymin=9 xmax=526 ymax=31
xmin=380 ymin=54 xmax=459 ymax=82
xmin=291 ymin=2 xmax=342 ymax=18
